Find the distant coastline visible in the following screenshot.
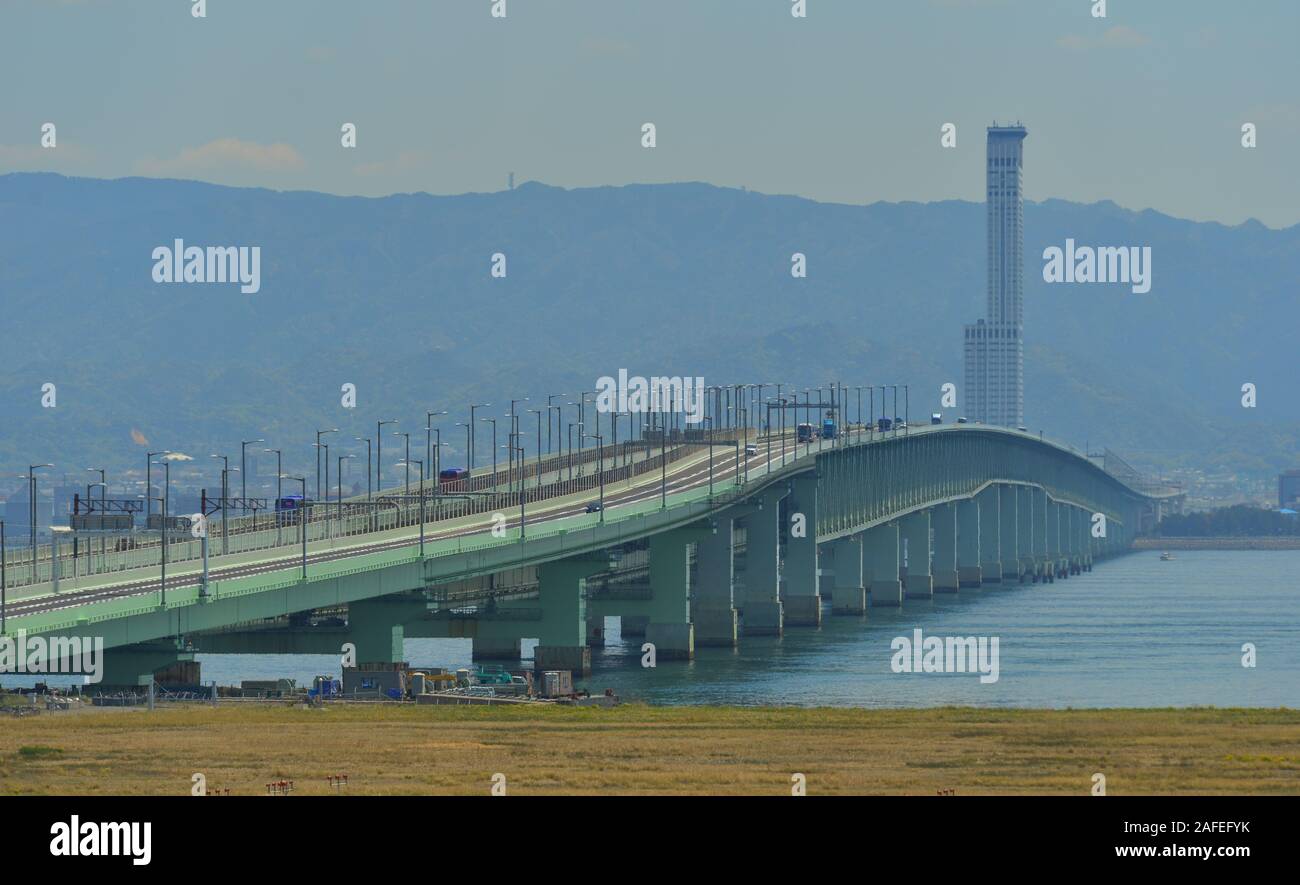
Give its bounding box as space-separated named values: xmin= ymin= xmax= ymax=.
xmin=1135 ymin=537 xmax=1300 ymax=550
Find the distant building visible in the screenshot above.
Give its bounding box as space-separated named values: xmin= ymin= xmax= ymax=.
xmin=1280 ymin=470 xmax=1300 ymax=509
xmin=963 ymin=123 xmax=1028 ymax=427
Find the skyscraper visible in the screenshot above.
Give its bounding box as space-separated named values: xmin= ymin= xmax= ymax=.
xmin=964 ymin=123 xmax=1028 ymax=427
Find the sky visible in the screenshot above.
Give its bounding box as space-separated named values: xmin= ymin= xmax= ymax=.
xmin=1 ymin=0 xmax=1298 ymax=227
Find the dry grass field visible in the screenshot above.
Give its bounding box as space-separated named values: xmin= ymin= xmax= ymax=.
xmin=2 ymin=703 xmax=1298 ymax=796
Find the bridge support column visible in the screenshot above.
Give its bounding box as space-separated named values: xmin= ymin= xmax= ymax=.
xmin=1033 ymin=487 xmax=1051 ymax=582
xmin=957 ymin=498 xmax=982 ymax=587
xmin=347 ymin=594 xmax=429 ymax=665
xmin=587 ymin=615 xmax=607 ymax=648
xmin=901 ymin=511 xmax=932 ymax=599
xmin=782 ymin=475 xmax=822 ymax=626
xmin=740 ymin=485 xmax=788 ymax=635
xmin=999 ymin=484 xmax=1021 ymax=581
xmin=978 ymin=486 xmax=1002 ymax=582
xmin=534 ymin=554 xmax=606 ymax=676
xmin=1017 ymin=486 xmax=1035 ymax=583
xmin=620 ymin=614 xmax=649 ymax=637
xmin=694 ymin=517 xmax=738 ymax=647
xmin=828 ymin=535 xmax=866 ymax=615
xmin=1047 ymin=499 xmax=1064 ymax=580
xmin=644 ymin=528 xmax=704 ymax=660
xmin=472 ymin=636 xmax=523 ymax=661
xmin=931 ymin=503 xmax=959 ymax=593
xmin=865 ymin=523 xmax=902 ymax=606
xmin=100 ymin=640 xmax=197 ymax=689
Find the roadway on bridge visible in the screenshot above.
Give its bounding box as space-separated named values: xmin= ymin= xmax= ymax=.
xmin=4 ymin=430 xmax=831 ymax=622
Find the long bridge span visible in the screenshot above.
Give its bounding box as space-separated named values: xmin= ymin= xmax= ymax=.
xmin=1 ymin=423 xmax=1173 ymax=684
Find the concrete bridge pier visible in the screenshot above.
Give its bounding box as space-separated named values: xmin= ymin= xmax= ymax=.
xmin=644 ymin=527 xmax=707 ymax=660
xmin=472 ymin=635 xmax=523 ymax=661
xmin=347 ymin=593 xmax=431 ymax=665
xmin=694 ymin=517 xmax=738 ymax=647
xmin=865 ymin=522 xmax=902 ymax=606
xmin=782 ymin=475 xmax=822 ymax=626
xmin=587 ymin=615 xmax=607 ymax=648
xmin=533 ymin=554 xmax=607 ymax=676
xmin=620 ymin=615 xmax=649 ymax=637
xmin=931 ymin=503 xmax=960 ymax=592
xmin=1016 ymin=485 xmax=1036 ymax=583
xmin=101 ymin=639 xmax=197 ymax=688
xmin=901 ymin=511 xmax=933 ymax=599
xmin=827 ymin=535 xmax=866 ymax=615
xmin=1032 ymin=487 xmax=1051 ymax=582
xmin=978 ymin=486 xmax=1002 ymax=582
xmin=739 ymin=485 xmax=788 ymax=635
xmin=999 ymin=484 xmax=1021 ymax=582
xmin=956 ymin=498 xmax=982 ymax=588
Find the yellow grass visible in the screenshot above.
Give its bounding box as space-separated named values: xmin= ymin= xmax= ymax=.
xmin=1 ymin=704 xmax=1298 ymax=796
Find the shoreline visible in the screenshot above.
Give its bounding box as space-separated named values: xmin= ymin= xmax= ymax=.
xmin=1134 ymin=537 xmax=1300 ymax=550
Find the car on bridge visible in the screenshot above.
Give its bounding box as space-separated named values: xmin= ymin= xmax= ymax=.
xmin=585 ymin=501 xmax=604 ymax=513
xmin=745 ymin=444 xmax=758 ymax=457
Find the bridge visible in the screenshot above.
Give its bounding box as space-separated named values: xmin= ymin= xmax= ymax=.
xmin=0 ymin=421 xmax=1173 ymax=685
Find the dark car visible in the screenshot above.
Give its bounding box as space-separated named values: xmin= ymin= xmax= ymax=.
xmin=585 ymin=501 xmax=603 ymax=513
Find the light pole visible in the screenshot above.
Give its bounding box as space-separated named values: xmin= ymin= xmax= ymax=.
xmin=315 ymin=429 xmax=337 ymax=501
xmin=480 ymin=417 xmax=498 ymax=487
xmin=86 ymin=467 xmax=107 ymax=562
xmin=399 ymin=459 xmax=427 ymax=556
xmin=527 ymin=409 xmax=544 ymax=487
xmin=264 ymin=448 xmax=283 ymax=545
xmin=468 ymin=403 xmax=489 ymax=469
xmin=585 ymin=433 xmax=605 ymax=521
xmin=394 ymin=431 xmax=411 ymax=494
xmin=283 ymin=476 xmax=308 ymax=579
xmin=375 ymin=420 xmax=396 ymax=491
xmin=25 ymin=463 xmax=52 ymax=583
xmin=546 ymin=393 xmax=567 ymax=455
xmin=425 ymin=410 xmax=447 ymax=490
xmin=354 ymin=437 xmax=372 ymax=500
xmin=150 ymin=458 xmax=170 ymax=604
xmin=144 ymin=451 xmax=168 ymax=520
xmin=240 ymin=438 xmax=264 ymax=516
xmin=337 ymin=454 xmax=355 ymax=537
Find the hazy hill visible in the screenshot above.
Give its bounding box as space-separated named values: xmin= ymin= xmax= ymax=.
xmin=1 ymin=172 xmax=1296 ymax=490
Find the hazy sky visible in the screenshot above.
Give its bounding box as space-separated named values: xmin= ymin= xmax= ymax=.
xmin=3 ymin=0 xmax=1297 ymax=227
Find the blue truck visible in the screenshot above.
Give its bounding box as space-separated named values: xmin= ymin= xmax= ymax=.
xmin=821 ymin=418 xmax=837 ymax=439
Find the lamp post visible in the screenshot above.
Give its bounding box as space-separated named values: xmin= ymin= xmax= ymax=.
xmin=336 ymin=453 xmax=355 ymax=537
xmin=375 ymin=420 xmax=396 ymax=492
xmin=315 ymin=429 xmax=337 ymax=501
xmin=150 ymin=458 xmax=170 ymax=604
xmin=527 ymin=409 xmax=544 ymax=488
xmin=425 ymin=410 xmax=447 ymax=491
xmin=354 ymin=437 xmax=372 ymax=500
xmin=468 ymin=403 xmax=489 ymax=469
xmin=283 ymin=476 xmax=308 ymax=579
xmin=144 ymin=451 xmax=168 ymax=520
xmin=399 ymin=459 xmax=427 ymax=556
xmin=240 ymin=438 xmax=264 ymax=516
xmin=86 ymin=467 xmax=107 ymax=562
xmin=585 ymin=433 xmax=605 ymax=522
xmin=394 ymin=431 xmax=411 ymax=494
xmin=546 ymin=393 xmax=567 ymax=455
xmin=264 ymin=448 xmax=283 ymax=545
xmin=480 ymin=417 xmax=498 ymax=487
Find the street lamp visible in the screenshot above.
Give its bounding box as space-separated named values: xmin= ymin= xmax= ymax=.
xmin=144 ymin=451 xmax=169 ymax=519
xmin=467 ymin=403 xmax=489 ymax=469
xmin=584 ymin=433 xmax=605 ymax=522
xmin=27 ymin=464 xmax=53 ymax=581
xmin=375 ymin=420 xmax=395 ymax=491
xmin=394 ymin=431 xmax=411 ymax=494
xmin=240 ymin=438 xmax=264 ymax=515
xmin=480 ymin=417 xmax=498 ymax=486
xmin=315 ymin=429 xmax=338 ymax=500
xmin=264 ymin=448 xmax=283 ymax=545
xmin=354 ymin=437 xmax=372 ymax=500
xmin=282 ymin=476 xmax=308 ymax=579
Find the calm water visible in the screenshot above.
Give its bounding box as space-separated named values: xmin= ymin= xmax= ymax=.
xmin=190 ymin=550 xmax=1300 ymax=708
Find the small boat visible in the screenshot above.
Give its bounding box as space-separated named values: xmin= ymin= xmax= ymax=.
xmin=1159 ymin=552 xmax=1174 ymax=561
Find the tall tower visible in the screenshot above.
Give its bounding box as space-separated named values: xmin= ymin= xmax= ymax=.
xmin=964 ymin=123 xmax=1027 ymax=427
